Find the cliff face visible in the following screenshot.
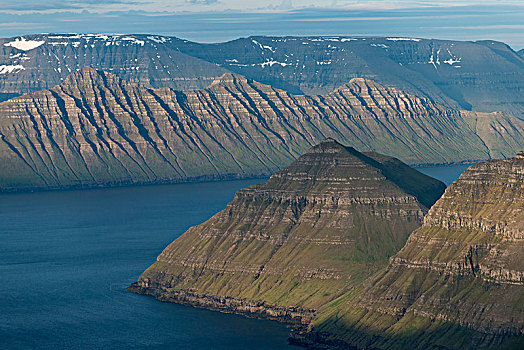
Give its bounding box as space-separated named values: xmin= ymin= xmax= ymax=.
xmin=308 ymin=153 xmax=524 ymax=349
xmin=1 ymin=67 xmax=523 ymax=191
xmin=1 ymin=34 xmax=523 ymax=118
xmin=129 ymin=139 xmax=446 ymax=322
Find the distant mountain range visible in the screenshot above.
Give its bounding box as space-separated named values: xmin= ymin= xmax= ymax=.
xmin=1 ymin=34 xmax=523 ymax=118
xmin=1 ymin=67 xmax=522 ymax=191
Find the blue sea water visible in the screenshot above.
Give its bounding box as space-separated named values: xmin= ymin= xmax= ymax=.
xmin=414 ymin=163 xmax=472 ymax=186
xmin=0 ymin=179 xmax=301 ymax=350
xmin=0 ymin=164 xmax=468 ymax=349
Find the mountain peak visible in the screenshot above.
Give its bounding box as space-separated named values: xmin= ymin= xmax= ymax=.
xmin=308 ymin=137 xmax=346 ymax=152
xmin=61 ymin=66 xmax=104 ymax=84
xmin=130 ymin=141 xmax=445 ymax=324
xmin=209 ymin=72 xmax=250 ymax=87
xmin=322 ymin=155 xmax=524 ymax=348
xmin=271 ymin=140 xmax=445 ymax=209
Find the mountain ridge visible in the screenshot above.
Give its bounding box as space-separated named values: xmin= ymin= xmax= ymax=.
xmin=0 ymin=67 xmax=523 ymax=191
xmin=1 ymin=33 xmax=523 ymax=117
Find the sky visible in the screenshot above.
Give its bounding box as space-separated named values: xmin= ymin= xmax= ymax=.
xmin=0 ymin=0 xmax=523 ymax=50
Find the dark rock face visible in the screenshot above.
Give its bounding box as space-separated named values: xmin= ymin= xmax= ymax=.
xmin=1 ymin=67 xmax=523 ymax=191
xmin=1 ymin=34 xmax=523 ymax=118
xmin=129 ymin=139 xmax=445 ymax=326
xmin=306 ymin=154 xmax=524 ymax=349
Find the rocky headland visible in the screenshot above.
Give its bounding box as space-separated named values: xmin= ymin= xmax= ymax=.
xmin=129 ymin=139 xmax=445 ymax=332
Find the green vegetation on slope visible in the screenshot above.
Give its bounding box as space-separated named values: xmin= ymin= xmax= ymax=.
xmin=130 ymin=139 xmax=445 ymax=320
xmin=305 ymin=154 xmax=524 ymax=349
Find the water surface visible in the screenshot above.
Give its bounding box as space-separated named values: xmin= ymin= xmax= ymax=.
xmin=414 ymin=163 xmax=472 ymax=185
xmin=0 ymin=179 xmax=300 ymax=350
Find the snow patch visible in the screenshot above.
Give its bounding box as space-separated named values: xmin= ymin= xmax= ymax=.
xmin=260 ymin=60 xmax=291 ymax=68
xmin=251 ymin=40 xmax=275 ymax=52
xmin=0 ymin=64 xmax=25 ymax=75
xmin=4 ymin=37 xmax=45 ymax=51
xmin=386 ymin=38 xmax=421 ymax=42
xmin=428 ymin=53 xmax=437 ymax=69
xmin=371 ymin=44 xmax=389 ymax=48
xmin=444 ymin=58 xmax=461 ymax=65
xmin=444 ymin=49 xmax=461 ymax=66
xmin=147 ymin=36 xmax=169 ymax=44
xmin=121 ymin=37 xmax=145 ymax=46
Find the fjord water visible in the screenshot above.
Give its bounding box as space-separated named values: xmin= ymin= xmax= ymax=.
xmin=413 ymin=163 xmax=472 ymax=186
xmin=0 ymin=179 xmax=298 ymax=349
xmin=0 ymin=165 xmax=467 ymax=349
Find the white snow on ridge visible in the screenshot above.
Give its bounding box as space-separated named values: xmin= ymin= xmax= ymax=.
xmin=0 ymin=64 xmax=25 ymax=75
xmin=121 ymin=37 xmax=145 ymax=46
xmin=44 ymin=34 xmax=146 ymax=46
xmin=305 ymin=37 xmax=357 ymax=43
xmin=386 ymin=38 xmax=421 ymax=42
xmin=260 ymin=60 xmax=290 ymax=68
xmin=4 ymin=37 xmax=45 ymax=51
xmin=147 ymin=36 xmax=169 ymax=44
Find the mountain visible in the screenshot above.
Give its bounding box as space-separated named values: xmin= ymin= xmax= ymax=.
xmin=1 ymin=67 xmax=523 ymax=191
xmin=0 ymin=34 xmax=227 ymax=102
xmin=1 ymin=34 xmax=523 ymax=118
xmin=303 ymin=153 xmax=524 ymax=349
xmin=129 ymin=139 xmax=446 ymax=323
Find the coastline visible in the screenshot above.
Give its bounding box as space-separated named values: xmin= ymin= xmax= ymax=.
xmin=127 ymin=282 xmax=316 ymax=326
xmin=0 ymin=159 xmax=482 ymax=194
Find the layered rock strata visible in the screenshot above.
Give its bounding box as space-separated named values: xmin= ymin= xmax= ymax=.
xmin=306 ymin=153 xmax=524 ymax=349
xmin=129 ymin=139 xmax=446 ymax=326
xmin=1 ymin=67 xmax=523 ymax=191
